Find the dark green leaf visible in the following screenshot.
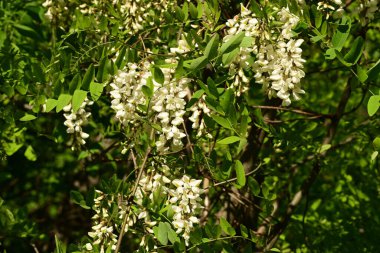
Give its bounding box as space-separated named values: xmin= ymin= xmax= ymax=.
xmin=82 ymin=64 xmax=95 ymax=90
xmin=343 ymin=36 xmax=364 ymax=64
xmin=153 ymin=67 xmax=165 ymax=85
xmin=69 ymin=74 xmax=81 ymax=94
xmin=220 ymin=32 xmax=245 ymax=54
xmin=204 ymin=34 xmax=219 ymax=60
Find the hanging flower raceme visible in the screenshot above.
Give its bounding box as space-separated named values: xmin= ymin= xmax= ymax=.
xmin=224 ymin=5 xmax=306 ymax=106
xmin=86 ymin=190 xmax=118 ymax=253
xmin=110 ymin=61 xmax=151 ymax=126
xmin=167 ymin=175 xmax=203 ymax=245
xmin=62 ymin=98 xmax=93 ymax=149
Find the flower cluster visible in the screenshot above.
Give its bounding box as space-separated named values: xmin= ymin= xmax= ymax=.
xmin=42 ymin=0 xmax=71 ymax=24
xmin=168 ymin=175 xmax=203 ymax=244
xmin=189 ymin=95 xmax=213 ymax=138
xmin=316 ymin=0 xmax=344 ymax=19
xmin=225 ymin=5 xmax=306 ymax=106
xmin=110 ymin=56 xmax=191 ymax=153
xmin=110 ymin=61 xmax=151 ymax=126
xmin=359 ymin=0 xmax=379 ymax=23
xmin=152 ymin=62 xmax=191 ymax=153
xmin=62 ymin=98 xmax=93 ymax=149
xmin=86 ymin=190 xmax=118 ymax=253
xmin=224 ymin=6 xmax=260 ymax=96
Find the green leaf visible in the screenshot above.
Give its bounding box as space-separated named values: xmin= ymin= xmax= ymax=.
xmin=248 ymin=177 xmax=260 ymax=196
xmin=189 ymin=2 xmax=198 ymax=19
xmin=368 ymin=95 xmax=380 ymax=116
xmin=222 ymin=47 xmax=240 ymax=66
xmin=357 ymin=65 xmax=368 ymax=83
xmin=188 ymin=56 xmax=208 ymax=71
xmin=332 ymin=17 xmax=351 ymax=50
xmin=319 ymin=144 xmax=332 ymax=154
xmin=24 ymin=145 xmax=37 ymax=161
xmin=217 ymin=136 xmax=241 ymax=145
xmin=142 ymin=85 xmax=153 ymax=99
xmin=220 ymin=217 xmax=236 ymax=236
xmin=115 ymin=46 xmax=127 ymax=69
xmin=72 ymin=90 xmax=87 ymax=113
xmin=153 ymin=67 xmax=165 ymax=85
xmin=90 ymin=82 xmax=104 ymax=101
xmin=343 ymin=36 xmax=364 ymax=64
xmin=45 ymin=99 xmax=58 ymax=112
xmin=207 ymin=77 xmax=219 ymax=98
xmin=56 ymin=94 xmax=72 ymax=113
xmin=220 ymin=32 xmax=245 ymax=54
xmin=69 ymin=74 xmax=81 ymax=94
xmin=373 ymin=137 xmax=380 ymax=151
xmin=311 ymin=5 xmax=322 ymax=28
xmin=70 ymin=190 xmax=90 ymax=209
xmin=82 ymin=64 xmax=95 ymax=90
xmin=97 ymin=57 xmax=109 ymax=83
xmin=367 ymin=59 xmax=380 ymax=82
xmin=204 ymin=34 xmax=219 ymax=60
xmin=235 ymin=160 xmax=246 ymax=187
xmin=211 ymin=115 xmax=233 ymax=129
xmin=20 ymin=114 xmax=37 ymax=121
xmin=240 ymin=224 xmax=249 ymax=238
xmin=154 ymin=222 xmax=169 ymax=245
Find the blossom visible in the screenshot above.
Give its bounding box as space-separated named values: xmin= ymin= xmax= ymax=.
xmin=62 ymin=98 xmax=93 ymax=149
xmin=167 ymin=175 xmax=203 ymax=245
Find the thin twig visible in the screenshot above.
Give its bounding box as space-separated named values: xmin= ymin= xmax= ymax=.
xmin=114 ymin=147 xmax=151 ymax=253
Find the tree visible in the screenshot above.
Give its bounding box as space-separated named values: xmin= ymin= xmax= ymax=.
xmin=0 ymin=0 xmax=380 ymax=252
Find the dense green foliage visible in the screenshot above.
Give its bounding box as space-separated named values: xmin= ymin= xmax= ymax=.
xmin=1 ymin=0 xmax=380 ymax=252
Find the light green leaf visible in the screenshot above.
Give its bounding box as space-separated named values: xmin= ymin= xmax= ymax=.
xmin=211 ymin=115 xmax=233 ymax=129
xmin=220 ymin=217 xmax=236 ymax=236
xmin=373 ymin=137 xmax=380 ymax=151
xmin=45 ymin=99 xmax=58 ymax=112
xmin=357 ymin=65 xmax=368 ymax=83
xmin=56 ymin=94 xmax=72 ymax=113
xmin=235 ymin=160 xmax=246 ymax=187
xmin=217 ymin=136 xmax=241 ymax=145
xmin=72 ymin=90 xmax=87 ymax=113
xmin=20 ymin=114 xmax=37 ymax=121
xmin=319 ymin=144 xmax=332 ymax=154
xmin=154 ymin=222 xmax=169 ymax=245
xmin=24 ymin=145 xmax=37 ymax=161
xmin=368 ymin=95 xmax=380 ymax=116
xmin=332 ymin=17 xmax=351 ymax=50
xmin=90 ymin=82 xmax=104 ymax=101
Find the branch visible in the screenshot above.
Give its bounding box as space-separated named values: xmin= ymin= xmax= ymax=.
xmin=264 ymin=78 xmax=352 ymax=250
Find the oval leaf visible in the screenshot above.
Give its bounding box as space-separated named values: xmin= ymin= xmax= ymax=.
xmin=218 ymin=136 xmax=241 ymax=145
